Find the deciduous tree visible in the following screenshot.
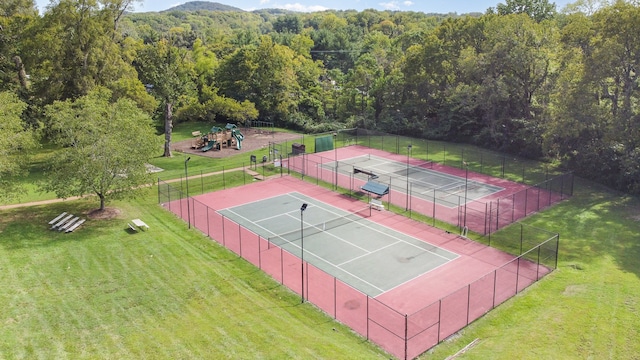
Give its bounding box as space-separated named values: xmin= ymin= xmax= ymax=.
xmin=42 ymin=88 xmax=161 ymax=210
xmin=0 ymin=91 xmax=39 ymax=202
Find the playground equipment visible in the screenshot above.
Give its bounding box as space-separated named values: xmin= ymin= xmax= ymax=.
xmin=226 ymin=123 xmax=244 ymax=150
xmin=191 ymin=124 xmax=243 ymax=152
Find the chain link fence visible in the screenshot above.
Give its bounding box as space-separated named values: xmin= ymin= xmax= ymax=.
xmin=157 ymin=176 xmax=559 ymax=359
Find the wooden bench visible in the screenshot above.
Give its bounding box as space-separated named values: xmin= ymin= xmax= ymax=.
xmin=191 ymin=130 xmax=202 ymax=137
xmin=370 ymin=199 xmax=384 ymax=211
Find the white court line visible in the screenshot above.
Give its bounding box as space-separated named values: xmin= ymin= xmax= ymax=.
xmin=221 ymin=196 xmax=387 ymax=293
xmin=337 ymin=239 xmax=403 ymax=267
xmin=222 ymin=192 xmax=459 ymax=294
xmin=383 ymin=257 xmax=461 ymax=294
xmin=218 ymin=192 xmax=302 ymax=212
xmin=286 ymin=193 xmax=456 ymax=263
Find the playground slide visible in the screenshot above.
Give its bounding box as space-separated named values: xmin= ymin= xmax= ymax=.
xmin=233 ymin=131 xmax=244 ymax=150
xmin=201 ymin=140 xmax=216 ymax=152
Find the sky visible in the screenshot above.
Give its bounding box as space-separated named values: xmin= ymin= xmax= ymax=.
xmin=35 ymin=0 xmax=575 ymax=15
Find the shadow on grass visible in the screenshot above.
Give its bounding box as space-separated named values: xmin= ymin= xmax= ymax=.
xmin=0 ymin=200 xmax=126 ymax=251
xmin=524 ymin=177 xmax=640 ymax=277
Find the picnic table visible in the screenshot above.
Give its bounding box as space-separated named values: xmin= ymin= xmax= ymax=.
xmin=131 ymin=219 xmax=149 ymax=231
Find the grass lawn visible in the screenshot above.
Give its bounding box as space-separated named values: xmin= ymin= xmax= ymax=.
xmin=422 ymin=178 xmax=640 ymax=359
xmin=0 ymin=190 xmax=390 ymax=359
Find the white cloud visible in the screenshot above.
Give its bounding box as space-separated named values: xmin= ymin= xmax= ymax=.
xmin=379 ymin=1 xmax=400 ymax=10
xmin=403 ymin=1 xmax=414 ymax=7
xmin=260 ymin=0 xmax=270 ymax=4
xmin=275 ymin=3 xmax=330 ymax=12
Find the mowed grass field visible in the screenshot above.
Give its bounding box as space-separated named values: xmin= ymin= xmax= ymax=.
xmin=425 ymin=178 xmax=640 ymax=359
xmin=0 ymin=191 xmax=389 ymax=359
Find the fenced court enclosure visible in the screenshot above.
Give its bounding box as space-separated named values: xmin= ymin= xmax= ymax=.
xmin=159 ymin=169 xmax=560 ymax=359
xmin=285 ymin=129 xmax=573 ymax=236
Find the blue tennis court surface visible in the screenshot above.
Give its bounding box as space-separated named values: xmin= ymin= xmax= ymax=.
xmin=218 ymin=192 xmax=458 ymax=297
xmin=326 ymin=154 xmax=504 ymax=206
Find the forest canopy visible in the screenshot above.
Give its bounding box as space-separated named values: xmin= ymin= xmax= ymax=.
xmin=2 ymin=0 xmax=640 ymax=194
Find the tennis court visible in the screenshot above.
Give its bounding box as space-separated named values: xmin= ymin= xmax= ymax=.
xmin=218 ymin=192 xmax=458 ymax=297
xmin=160 ymin=174 xmax=557 ymax=359
xmin=322 ymin=154 xmax=503 ymax=207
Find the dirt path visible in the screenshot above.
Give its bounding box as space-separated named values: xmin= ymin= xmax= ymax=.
xmin=0 ymin=165 xmax=259 ymax=211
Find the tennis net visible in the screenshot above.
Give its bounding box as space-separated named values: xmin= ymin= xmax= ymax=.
xmin=267 ymin=205 xmax=371 ymax=248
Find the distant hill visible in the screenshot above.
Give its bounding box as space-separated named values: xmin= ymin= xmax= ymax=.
xmin=163 ymin=1 xmax=244 ymax=12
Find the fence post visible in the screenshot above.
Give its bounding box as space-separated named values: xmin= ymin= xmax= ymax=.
xmin=238 ymin=223 xmax=242 ymax=257
xmin=536 ymin=245 xmax=541 ymax=280
xmin=537 ymin=185 xmax=541 ymax=211
xmin=492 ymin=270 xmax=497 ymax=308
xmin=404 ymin=314 xmax=408 ymax=360
xmin=222 ymin=215 xmax=226 ymax=246
xmin=437 ymin=299 xmax=442 ymax=343
xmin=367 ymin=296 xmax=370 ymax=339
xmin=165 ymin=181 xmax=171 ymax=211
xmin=495 ymin=198 xmax=500 ymax=239
xmin=524 ymin=188 xmax=529 ymax=217
xmin=555 ymin=234 xmax=560 ymax=269
xmin=409 ymin=183 xmax=413 ymax=219
xmin=484 ymin=202 xmax=488 ymax=236
xmin=443 ymin=144 xmax=446 ymax=166
xmin=516 ymin=257 xmax=521 ymax=293
xmin=334 ymin=277 xmax=337 ymax=318
xmin=466 ymin=284 xmax=471 ymax=325
xmin=432 ymin=189 xmax=437 ymax=227
xmin=520 ymin=224 xmax=524 ymax=255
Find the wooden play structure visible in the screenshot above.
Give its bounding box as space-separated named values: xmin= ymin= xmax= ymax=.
xmin=191 ymin=123 xmax=244 ymax=152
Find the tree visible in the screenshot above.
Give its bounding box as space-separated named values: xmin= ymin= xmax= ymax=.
xmin=495 ymin=0 xmax=557 ymax=22
xmin=218 ymin=36 xmax=303 ymax=125
xmin=0 ymin=91 xmax=39 ymax=202
xmin=135 ymin=36 xmax=195 ymax=157
xmin=27 ymin=0 xmax=144 ymax=103
xmin=0 ymin=0 xmax=38 ymax=93
xmin=42 ymin=88 xmax=161 ymax=211
xmin=273 ymin=14 xmax=302 ymax=34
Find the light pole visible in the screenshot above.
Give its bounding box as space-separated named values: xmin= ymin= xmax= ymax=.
xmin=185 ymin=157 xmax=191 ymax=229
xmin=406 ymin=144 xmax=412 ymax=210
xmin=463 ymin=161 xmax=468 ymax=228
xmin=300 ymin=203 xmax=308 ymax=303
xmin=333 ymin=132 xmax=338 ymax=189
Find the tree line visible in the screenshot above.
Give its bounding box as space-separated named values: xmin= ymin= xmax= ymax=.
xmin=1 ymin=0 xmax=640 ymax=204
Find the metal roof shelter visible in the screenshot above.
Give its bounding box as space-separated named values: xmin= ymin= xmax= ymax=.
xmin=361 ymin=181 xmax=389 ymax=197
